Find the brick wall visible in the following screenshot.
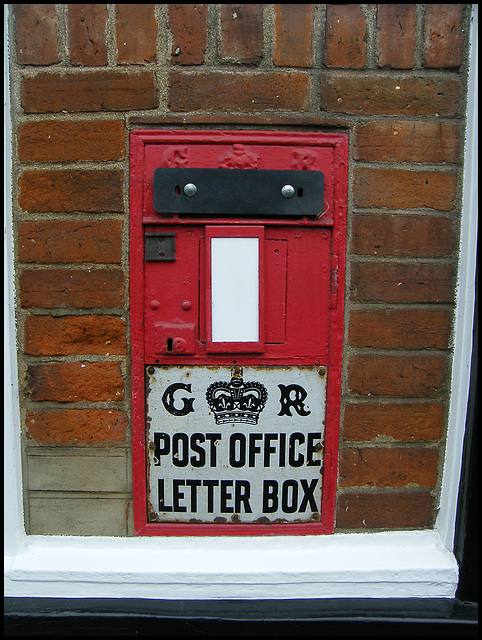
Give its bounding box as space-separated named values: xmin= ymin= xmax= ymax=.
xmin=8 ymin=4 xmax=470 ymax=535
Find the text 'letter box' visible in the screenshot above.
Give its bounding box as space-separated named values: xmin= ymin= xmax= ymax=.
xmin=130 ymin=131 xmax=347 ymax=536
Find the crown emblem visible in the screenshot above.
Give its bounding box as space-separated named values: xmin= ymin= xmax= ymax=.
xmin=206 ymin=367 xmax=268 ymax=425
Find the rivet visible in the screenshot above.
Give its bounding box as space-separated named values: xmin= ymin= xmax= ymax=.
xmin=181 ymin=300 xmax=192 ymax=310
xmin=183 ymin=183 xmax=197 ymax=197
xmin=281 ymin=184 xmax=295 ymax=198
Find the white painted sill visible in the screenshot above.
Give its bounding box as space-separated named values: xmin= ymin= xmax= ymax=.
xmin=5 ymin=530 xmax=458 ymax=600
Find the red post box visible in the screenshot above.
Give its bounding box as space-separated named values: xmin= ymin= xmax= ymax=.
xmin=130 ymin=130 xmax=347 ymax=535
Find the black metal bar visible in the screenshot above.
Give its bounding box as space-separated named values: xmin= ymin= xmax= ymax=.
xmin=153 ymin=168 xmax=325 ymax=217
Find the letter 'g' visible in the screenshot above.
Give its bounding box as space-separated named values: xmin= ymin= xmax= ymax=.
xmin=162 ymin=383 xmax=195 ymax=416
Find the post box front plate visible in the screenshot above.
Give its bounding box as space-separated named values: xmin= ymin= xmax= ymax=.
xmin=146 ymin=365 xmax=326 ymax=525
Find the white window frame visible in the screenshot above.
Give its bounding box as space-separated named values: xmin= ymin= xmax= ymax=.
xmin=4 ymin=5 xmax=477 ymax=600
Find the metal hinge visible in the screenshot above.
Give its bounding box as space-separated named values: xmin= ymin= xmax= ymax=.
xmin=322 ymin=452 xmax=332 ymax=502
xmin=330 ymin=255 xmax=339 ymax=309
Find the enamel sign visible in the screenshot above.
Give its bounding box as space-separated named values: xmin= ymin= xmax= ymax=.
xmin=146 ymin=365 xmax=326 ymax=525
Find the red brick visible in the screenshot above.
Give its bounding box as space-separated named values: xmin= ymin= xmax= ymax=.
xmin=168 ymin=4 xmax=207 ymax=65
xmin=24 ymin=315 xmax=126 ymax=356
xmin=423 ymin=4 xmax=464 ymax=68
xmin=26 ymin=409 xmax=128 ymax=445
xmin=17 ymin=120 xmax=126 ymax=162
xmin=20 ymin=268 xmax=124 ymax=309
xmin=18 ymin=170 xmax=124 ymax=213
xmin=336 ymin=491 xmax=435 ymax=529
xmin=18 ymin=220 xmax=123 ymax=264
xmin=343 ymin=402 xmax=445 ymax=442
xmin=274 ymin=4 xmax=313 ymax=68
xmin=14 ymin=4 xmax=60 ymax=65
xmin=377 ymin=4 xmax=417 ymax=69
xmin=348 ymin=308 xmax=451 ymax=350
xmin=221 ymin=4 xmax=263 ymax=64
xmin=115 ymin=4 xmax=157 ymax=64
xmin=350 ymin=261 xmax=454 ymax=303
xmin=348 ymin=354 xmax=447 ymax=397
xmin=21 ymin=70 xmax=157 ymax=113
xmin=354 ymin=120 xmax=461 ymax=163
xmin=351 ymin=214 xmax=455 ymax=258
xmin=353 ymin=168 xmax=458 ymax=211
xmin=321 ymin=73 xmax=461 ymax=116
xmin=67 ymin=4 xmax=108 ymax=66
xmin=27 ymin=361 xmax=124 ymax=402
xmin=339 ymin=447 xmax=439 ymax=488
xmin=325 ymin=4 xmax=366 ymax=68
xmin=169 ymin=70 xmax=310 ymax=112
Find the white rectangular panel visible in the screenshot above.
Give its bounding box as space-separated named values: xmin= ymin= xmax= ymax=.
xmin=211 ymin=236 xmax=259 ymax=343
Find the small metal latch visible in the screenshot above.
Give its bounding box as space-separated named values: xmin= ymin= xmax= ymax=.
xmin=145 ymin=233 xmax=175 ymax=261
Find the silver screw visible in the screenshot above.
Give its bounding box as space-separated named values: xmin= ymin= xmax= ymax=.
xmin=281 ymin=184 xmax=295 ymax=198
xmin=183 ymin=183 xmax=197 ymax=197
